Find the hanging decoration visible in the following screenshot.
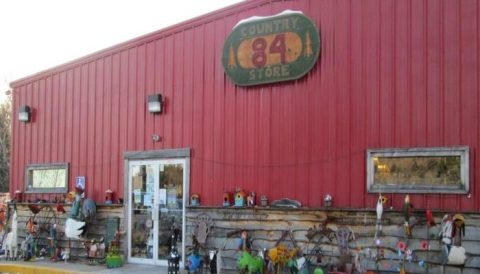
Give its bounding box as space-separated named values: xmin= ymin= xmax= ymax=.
xmin=439 ymin=214 xmax=453 ymax=263
xmin=335 ymin=226 xmax=356 ymax=269
xmin=403 ymin=195 xmax=414 ymax=238
xmin=374 ymin=193 xmax=386 ymax=240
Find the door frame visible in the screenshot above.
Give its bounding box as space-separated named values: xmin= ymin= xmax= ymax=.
xmin=124 ymin=148 xmax=190 ymax=266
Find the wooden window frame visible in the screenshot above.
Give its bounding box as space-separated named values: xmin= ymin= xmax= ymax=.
xmin=366 ymin=147 xmax=469 ymax=194
xmin=25 ymin=163 xmax=69 ymax=193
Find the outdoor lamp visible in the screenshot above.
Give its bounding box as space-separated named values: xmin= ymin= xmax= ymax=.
xmin=148 ymin=94 xmax=163 ymax=114
xmin=18 ymin=105 xmax=31 ymax=122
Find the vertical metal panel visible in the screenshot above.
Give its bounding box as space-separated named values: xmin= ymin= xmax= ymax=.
xmin=145 ymin=41 xmax=156 ymax=151
xmin=459 ymin=0 xmax=478 ymax=210
xmin=94 ymin=59 xmax=105 ymax=199
xmin=126 ymin=48 xmax=136 ymax=152
xmin=9 ymin=0 xmax=480 ymax=210
xmin=102 ymin=57 xmax=112 ymax=191
xmin=164 ymin=36 xmax=175 ymax=150
xmin=153 ymin=39 xmax=165 ymax=152
xmin=110 ymin=53 xmax=121 ymax=197
xmin=191 ymin=25 xmax=205 ymax=198
xmin=349 ymin=0 xmax=366 ymax=208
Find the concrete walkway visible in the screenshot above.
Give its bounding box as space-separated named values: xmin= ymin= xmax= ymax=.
xmin=0 ymin=260 xmax=171 ymax=273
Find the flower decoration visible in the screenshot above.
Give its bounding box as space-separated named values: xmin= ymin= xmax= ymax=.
xmin=396 ymin=240 xmax=406 ymax=252
xmin=420 ymin=240 xmax=429 ymax=250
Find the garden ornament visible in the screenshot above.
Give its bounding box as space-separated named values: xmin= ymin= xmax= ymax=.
xmin=425 ymin=209 xmax=435 ymax=226
xmin=335 ymin=226 xmax=355 ymax=268
xmin=403 ymin=195 xmax=414 ymax=237
xmin=4 ymin=210 xmax=18 ymax=260
xmin=61 ymin=248 xmax=70 ymax=262
xmin=439 ymin=214 xmax=453 ymax=263
xmin=452 ymin=214 xmax=465 ymax=246
xmin=374 ymin=193 xmax=384 ymax=239
xmin=235 ymin=188 xmax=246 ymax=207
xmin=0 ymin=203 xmax=6 ymax=233
xmin=20 ymin=233 xmax=34 ymax=261
xmin=187 ymin=253 xmax=203 ymax=273
xmin=270 ymin=198 xmax=302 ymax=208
xmin=190 ymin=194 xmax=200 ymax=206
xmin=238 ymin=251 xmax=264 ymax=274
xmin=65 ymin=189 xmax=96 ymax=240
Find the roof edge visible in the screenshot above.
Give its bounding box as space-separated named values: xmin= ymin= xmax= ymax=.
xmin=11 ymin=0 xmax=283 ymax=88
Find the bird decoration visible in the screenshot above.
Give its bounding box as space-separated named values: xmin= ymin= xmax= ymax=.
xmin=65 ymin=218 xmax=86 ymax=240
xmin=82 ymin=198 xmax=97 ymax=222
xmin=376 ymin=194 xmax=385 ymax=220
xmin=56 ymin=203 xmax=66 ymax=214
xmin=28 ymin=204 xmax=41 ymax=215
xmin=65 ymin=190 xmax=96 ymax=241
xmin=426 ymin=209 xmax=435 ymax=227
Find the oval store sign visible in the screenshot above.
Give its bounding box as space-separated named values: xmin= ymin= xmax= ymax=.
xmin=222 ymin=10 xmax=320 ymax=86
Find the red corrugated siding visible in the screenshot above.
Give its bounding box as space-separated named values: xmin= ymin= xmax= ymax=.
xmin=9 ymin=0 xmax=480 ymax=210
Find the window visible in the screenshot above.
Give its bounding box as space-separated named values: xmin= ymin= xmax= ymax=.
xmin=25 ymin=163 xmax=68 ymax=193
xmin=367 ymin=147 xmax=469 ymax=194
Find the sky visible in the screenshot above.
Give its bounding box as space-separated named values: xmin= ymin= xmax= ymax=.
xmin=0 ymin=0 xmax=245 ymax=103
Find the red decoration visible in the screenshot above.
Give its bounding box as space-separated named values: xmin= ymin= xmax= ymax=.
xmin=397 ymin=241 xmax=406 ymax=252
xmin=420 ymin=240 xmax=429 ymax=250
xmin=426 ymin=209 xmax=435 ymax=226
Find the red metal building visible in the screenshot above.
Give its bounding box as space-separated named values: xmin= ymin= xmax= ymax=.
xmin=10 ymin=0 xmax=480 ymax=212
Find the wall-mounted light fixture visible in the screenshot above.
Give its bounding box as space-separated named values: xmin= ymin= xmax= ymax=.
xmin=18 ymin=105 xmax=31 ymax=122
xmin=147 ymin=94 xmax=163 ymax=114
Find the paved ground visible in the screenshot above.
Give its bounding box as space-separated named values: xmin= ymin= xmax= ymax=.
xmin=0 ymin=259 xmax=172 ymax=273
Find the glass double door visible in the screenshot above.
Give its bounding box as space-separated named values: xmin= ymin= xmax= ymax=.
xmin=128 ymin=159 xmax=186 ymax=265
